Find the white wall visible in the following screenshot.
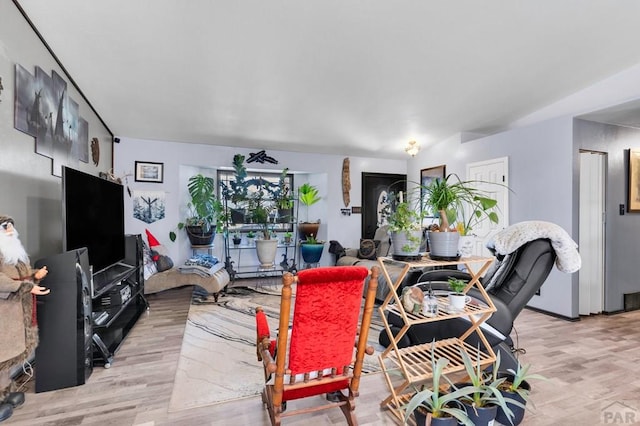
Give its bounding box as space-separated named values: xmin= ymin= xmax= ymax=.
xmin=114 ymin=137 xmax=407 ymax=267
xmin=407 ymin=117 xmax=576 ymax=318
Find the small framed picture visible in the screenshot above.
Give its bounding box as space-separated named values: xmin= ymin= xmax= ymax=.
xmin=135 ymin=161 xmax=164 ymax=183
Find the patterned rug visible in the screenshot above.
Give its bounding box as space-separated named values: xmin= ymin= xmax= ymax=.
xmin=168 ymin=280 xmax=385 ymax=412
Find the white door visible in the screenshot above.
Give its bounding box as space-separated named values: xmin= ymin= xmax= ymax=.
xmin=466 ymin=157 xmax=509 ymax=257
xmin=579 ymin=151 xmax=605 ymax=315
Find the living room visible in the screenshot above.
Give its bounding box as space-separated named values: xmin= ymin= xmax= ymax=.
xmin=3 ymin=1 xmax=640 ymax=424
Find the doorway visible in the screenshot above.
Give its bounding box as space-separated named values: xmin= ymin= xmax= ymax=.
xmin=466 ymin=157 xmax=510 ymax=257
xmin=579 ymin=150 xmax=606 ymax=315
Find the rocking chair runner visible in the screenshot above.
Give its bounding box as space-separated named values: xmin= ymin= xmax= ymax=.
xmin=255 ymin=265 xmax=379 ymax=426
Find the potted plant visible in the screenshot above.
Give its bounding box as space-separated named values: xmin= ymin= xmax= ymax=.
xmin=170 ymin=173 xmax=223 ymax=245
xmin=403 ymin=343 xmax=476 ymax=426
xmin=232 ymin=231 xmax=242 ymax=246
xmin=283 ymin=231 xmax=293 ymax=244
xmin=248 ymin=191 xmax=279 ymax=267
xmin=297 ymin=182 xmax=322 ymax=240
xmin=422 ymin=174 xmax=500 ymax=260
xmin=447 ymin=276 xmax=468 ymax=311
xmin=273 ymin=167 xmax=294 ymax=223
xmin=386 ymin=192 xmax=424 ymax=260
xmin=300 ymin=233 xmax=325 ymax=266
xmin=246 ymin=230 xmax=256 ymax=245
xmin=456 ymin=350 xmax=516 ymax=426
xmin=495 ymin=360 xmax=546 ymax=425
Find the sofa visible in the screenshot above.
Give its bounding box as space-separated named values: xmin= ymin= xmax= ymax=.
xmin=330 ymin=225 xmax=424 ymax=301
xmin=144 ymin=266 xmax=230 ymax=301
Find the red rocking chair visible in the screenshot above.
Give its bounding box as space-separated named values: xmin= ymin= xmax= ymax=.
xmin=255 ymin=265 xmax=379 ymax=425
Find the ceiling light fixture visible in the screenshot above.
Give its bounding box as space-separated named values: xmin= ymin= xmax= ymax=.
xmin=405 ymin=140 xmax=420 ymax=157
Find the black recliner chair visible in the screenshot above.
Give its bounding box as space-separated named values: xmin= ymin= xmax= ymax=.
xmin=379 ymin=238 xmax=557 ymax=372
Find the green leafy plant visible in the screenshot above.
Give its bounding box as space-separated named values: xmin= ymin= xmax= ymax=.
xmin=422 ymin=173 xmax=502 ymax=233
xmin=170 ymin=173 xmax=223 ymax=242
xmin=246 ymin=230 xmax=256 ymax=239
xmin=247 ymin=190 xmax=275 ymax=240
xmin=302 ymin=234 xmax=324 ymax=245
xmin=500 ymin=361 xmax=547 ymax=404
xmin=298 ymin=183 xmax=321 ymax=223
xmin=447 ymin=277 xmax=467 ymax=294
xmin=403 ymin=343 xmax=476 ymax=426
xmin=387 ymin=201 xmax=422 ymax=233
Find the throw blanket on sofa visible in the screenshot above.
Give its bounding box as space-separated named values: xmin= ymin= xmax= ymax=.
xmin=486 ymin=221 xmax=581 ymax=273
xmin=178 ymin=254 xmax=223 ymax=277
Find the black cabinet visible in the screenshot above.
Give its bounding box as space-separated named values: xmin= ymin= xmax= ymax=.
xmin=91 ymin=234 xmax=147 ymax=367
xmin=34 ymin=234 xmax=146 ymax=392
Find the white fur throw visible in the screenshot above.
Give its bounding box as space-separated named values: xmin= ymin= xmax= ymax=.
xmin=486 ymin=221 xmax=581 ymax=273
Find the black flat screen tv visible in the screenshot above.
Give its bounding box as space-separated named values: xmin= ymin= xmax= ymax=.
xmin=62 ymin=166 xmax=125 ymax=275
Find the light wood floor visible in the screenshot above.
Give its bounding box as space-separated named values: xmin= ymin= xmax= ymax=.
xmin=7 ymin=284 xmax=640 ymax=425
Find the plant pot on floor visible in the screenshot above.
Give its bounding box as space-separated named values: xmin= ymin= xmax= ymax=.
xmin=186 ymin=226 xmax=215 ymax=246
xmin=414 ymin=408 xmax=458 ymax=426
xmin=255 ymin=239 xmax=278 ymax=267
xmin=428 ymin=231 xmax=460 ymax=260
xmin=495 ymin=374 xmax=531 ymax=426
xmin=462 ymin=402 xmax=498 ymax=426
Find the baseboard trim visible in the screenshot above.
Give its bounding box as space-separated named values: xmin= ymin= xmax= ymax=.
xmin=524 ymin=306 xmax=579 ymax=322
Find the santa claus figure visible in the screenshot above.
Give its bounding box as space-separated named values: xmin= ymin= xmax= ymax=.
xmin=0 ymin=215 xmax=50 ymax=423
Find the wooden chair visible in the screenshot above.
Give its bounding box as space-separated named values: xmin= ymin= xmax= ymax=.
xmin=255 ymin=265 xmax=379 ymax=425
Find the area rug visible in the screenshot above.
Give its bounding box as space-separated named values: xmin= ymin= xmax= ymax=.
xmin=167 ymin=281 xmax=385 ymax=412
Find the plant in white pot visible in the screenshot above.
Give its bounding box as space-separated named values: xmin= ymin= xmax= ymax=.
xmin=447 ymin=277 xmax=468 ymax=312
xmin=422 ymin=174 xmax=500 ymax=260
xmin=387 ymin=197 xmax=424 ymax=260
xmin=247 ymin=191 xmax=279 ymax=268
xmin=170 ymin=173 xmax=223 ymax=245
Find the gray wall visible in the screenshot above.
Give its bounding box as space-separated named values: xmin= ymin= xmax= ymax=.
xmin=0 ymin=2 xmax=113 ymax=261
xmin=574 ymin=119 xmax=640 ymax=312
xmin=408 ymin=117 xmax=577 ymax=318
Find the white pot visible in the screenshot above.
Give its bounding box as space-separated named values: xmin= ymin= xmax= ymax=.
xmin=255 ymin=239 xmax=278 ymax=268
xmin=448 ymin=293 xmax=470 ymax=311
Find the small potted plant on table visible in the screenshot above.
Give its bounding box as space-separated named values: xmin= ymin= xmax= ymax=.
xmin=447 ymin=277 xmax=468 ymax=311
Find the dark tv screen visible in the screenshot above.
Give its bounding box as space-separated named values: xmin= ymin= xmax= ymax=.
xmin=62 ymin=166 xmax=125 ymax=274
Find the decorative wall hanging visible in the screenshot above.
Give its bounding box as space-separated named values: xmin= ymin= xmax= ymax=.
xmin=91 ymin=137 xmax=100 ymax=166
xmin=133 ymin=190 xmax=166 ymax=224
xmin=247 ymin=150 xmax=278 ymax=164
xmin=628 ymin=149 xmax=640 ymax=212
xmin=14 ymin=64 xmax=90 ymax=176
xmin=342 ymin=157 xmax=351 ymax=207
xmin=135 ymin=161 xmax=164 ymax=183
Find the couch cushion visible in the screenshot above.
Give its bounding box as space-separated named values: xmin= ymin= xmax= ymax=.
xmin=357 ymin=239 xmax=379 ymax=260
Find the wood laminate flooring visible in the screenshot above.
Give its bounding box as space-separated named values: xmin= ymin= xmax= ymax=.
xmin=7 ymin=283 xmax=640 ymax=425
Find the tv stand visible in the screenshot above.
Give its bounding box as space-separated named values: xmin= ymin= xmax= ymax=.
xmin=91 ymin=235 xmax=147 ymax=368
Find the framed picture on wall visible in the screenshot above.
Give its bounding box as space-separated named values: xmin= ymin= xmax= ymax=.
xmin=361 ymin=172 xmax=406 ymax=239
xmin=135 ymin=161 xmax=164 ymax=183
xmin=628 ymin=149 xmax=640 ymax=212
xmin=420 ymin=165 xmax=446 ymax=216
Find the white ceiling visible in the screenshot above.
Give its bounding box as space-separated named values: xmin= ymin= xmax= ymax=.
xmin=15 ymin=0 xmax=640 ymax=159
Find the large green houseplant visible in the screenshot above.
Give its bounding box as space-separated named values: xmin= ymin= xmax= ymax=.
xmin=422 ymin=174 xmax=500 ymax=259
xmin=170 ymin=173 xmax=223 ymax=245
